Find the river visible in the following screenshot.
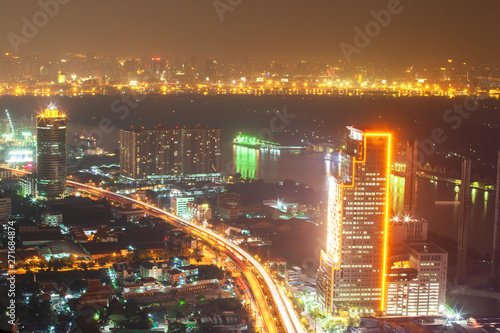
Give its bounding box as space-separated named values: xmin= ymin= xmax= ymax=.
xmin=225 ymin=143 xmax=496 ymax=256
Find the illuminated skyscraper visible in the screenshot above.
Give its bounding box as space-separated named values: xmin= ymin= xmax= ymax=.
xmin=317 ymin=126 xmax=391 ymax=315
xmin=120 ymin=127 xmax=221 ymax=181
xmin=120 ymin=128 xmax=182 ymax=180
xmin=181 ymin=128 xmax=221 ymax=175
xmin=36 ymin=105 xmax=67 ymax=199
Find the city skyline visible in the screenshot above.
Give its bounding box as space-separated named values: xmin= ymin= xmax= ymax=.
xmin=1 ymin=1 xmax=500 ymax=332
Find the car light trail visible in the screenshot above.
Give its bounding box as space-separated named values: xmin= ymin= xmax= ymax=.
xmin=66 ymin=180 xmax=305 ymax=333
xmin=4 ymin=166 xmax=304 ymax=333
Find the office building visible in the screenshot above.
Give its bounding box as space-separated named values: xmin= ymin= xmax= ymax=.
xmin=317 ymin=126 xmax=391 ymax=315
xmin=120 ymin=127 xmax=221 ymax=181
xmin=187 ymin=200 xmax=212 ymax=223
xmin=386 ymin=242 xmax=447 ymax=316
xmin=0 ymin=168 xmax=13 ymax=179
xmin=42 ymin=211 xmax=63 ymax=227
xmin=390 ymin=216 xmax=428 ymax=245
xmin=36 ymin=105 xmax=67 ymax=199
xmin=0 ymin=194 xmax=11 ymax=225
xmin=181 ymin=128 xmax=221 ymax=175
xmin=171 ymin=196 xmax=195 ymax=218
xmin=19 ymin=174 xmax=37 ymax=197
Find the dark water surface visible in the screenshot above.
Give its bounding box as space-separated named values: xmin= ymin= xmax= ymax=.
xmin=226 ymin=144 xmax=496 ymax=256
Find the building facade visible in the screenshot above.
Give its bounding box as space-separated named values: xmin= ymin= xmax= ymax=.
xmin=390 ymin=217 xmax=428 ymax=245
xmin=0 ymin=195 xmax=11 ymax=225
xmin=403 ymin=140 xmax=418 ymax=217
xmin=42 ymin=211 xmax=63 ymax=227
xmin=171 ymin=196 xmax=194 ymax=218
xmin=386 ymin=243 xmax=447 ymax=316
xmin=120 ymin=127 xmax=221 ymax=181
xmin=317 ymin=126 xmax=391 ymax=315
xmin=36 ymin=105 xmax=67 ymax=199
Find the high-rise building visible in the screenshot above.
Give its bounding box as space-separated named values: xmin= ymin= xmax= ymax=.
xmin=404 ymin=140 xmax=418 ymax=217
xmin=0 ymin=194 xmax=12 ymax=225
xmin=36 ymin=105 xmax=67 ymax=199
xmin=120 ymin=127 xmax=221 ymax=181
xmin=120 ymin=128 xmax=182 ymax=180
xmin=317 ymin=126 xmax=392 ymax=315
xmin=456 ymin=158 xmax=471 ymax=283
xmin=492 ymin=150 xmax=500 ymax=279
xmin=386 ymin=242 xmax=447 ymax=316
xmin=181 ymin=128 xmax=221 ymax=175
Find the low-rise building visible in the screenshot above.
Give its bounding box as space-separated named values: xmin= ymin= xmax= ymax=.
xmin=383 ymin=321 xmax=432 ymax=333
xmin=80 ymin=279 xmax=115 ymax=308
xmin=187 ymin=200 xmax=212 ymax=223
xmin=112 ymin=204 xmax=145 ymax=223
xmin=178 ymin=264 xmax=199 ymax=278
xmin=39 ymin=240 xmax=91 ymax=260
xmin=113 ymin=262 xmax=134 ymax=279
xmin=139 ymin=261 xmax=161 ymax=279
xmin=81 ymin=242 xmax=129 ymax=260
xmin=171 ymin=196 xmax=194 ymax=218
xmin=21 ymin=229 xmax=64 ymax=246
xmin=286 ymin=266 xmax=302 ymax=285
xmin=42 ymin=211 xmax=63 ymax=227
xmin=165 ymin=268 xmax=187 ymax=285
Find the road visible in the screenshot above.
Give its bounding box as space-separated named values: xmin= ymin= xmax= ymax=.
xmin=5 ymin=165 xmax=304 ymax=332
xmin=66 ymin=180 xmax=305 ymax=333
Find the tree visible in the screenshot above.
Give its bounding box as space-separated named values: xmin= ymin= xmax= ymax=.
xmin=168 ymin=322 xmax=186 ymax=333
xmin=310 ymin=307 xmax=322 ymax=332
xmin=69 ymin=279 xmax=88 ymax=293
xmin=198 ymin=265 xmax=224 ymax=280
xmin=75 ymin=314 xmax=100 ymax=333
xmin=197 ymin=293 xmax=206 ymax=302
xmin=196 ymin=322 xmax=223 ymax=332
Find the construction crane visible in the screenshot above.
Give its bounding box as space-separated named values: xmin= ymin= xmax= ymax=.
xmin=5 ymin=109 xmax=14 ymax=134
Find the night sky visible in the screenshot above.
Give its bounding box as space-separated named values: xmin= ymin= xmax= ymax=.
xmin=0 ymin=0 xmax=498 ymax=62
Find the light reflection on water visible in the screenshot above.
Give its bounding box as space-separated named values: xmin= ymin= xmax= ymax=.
xmin=227 ymin=143 xmax=495 ymax=255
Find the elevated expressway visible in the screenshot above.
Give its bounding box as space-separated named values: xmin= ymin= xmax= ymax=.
xmin=66 ymin=180 xmax=305 ymax=333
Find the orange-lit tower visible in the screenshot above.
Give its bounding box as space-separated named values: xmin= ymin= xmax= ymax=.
xmin=36 ymin=104 xmax=67 ymax=199
xmin=317 ymin=126 xmax=392 ymax=315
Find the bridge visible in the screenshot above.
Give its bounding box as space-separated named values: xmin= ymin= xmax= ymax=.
xmin=7 ymin=167 xmax=304 ymax=333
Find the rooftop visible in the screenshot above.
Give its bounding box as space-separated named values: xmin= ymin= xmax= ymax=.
xmin=407 ymin=242 xmax=447 ymax=254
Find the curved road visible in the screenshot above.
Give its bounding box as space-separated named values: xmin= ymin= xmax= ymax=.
xmin=66 ymin=180 xmax=305 ymax=333
xmin=6 ymin=164 xmax=304 ymax=333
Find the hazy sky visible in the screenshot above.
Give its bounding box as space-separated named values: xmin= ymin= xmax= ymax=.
xmin=0 ymin=0 xmax=498 ymax=62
